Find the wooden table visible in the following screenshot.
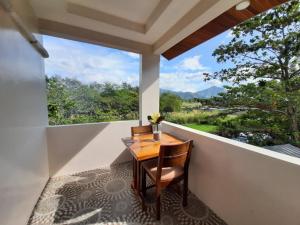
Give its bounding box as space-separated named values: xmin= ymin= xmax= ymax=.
xmin=122 ymin=132 xmax=184 ymax=196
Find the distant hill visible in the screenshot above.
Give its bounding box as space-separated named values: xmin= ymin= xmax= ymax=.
xmin=160 ymin=86 xmax=225 ymax=99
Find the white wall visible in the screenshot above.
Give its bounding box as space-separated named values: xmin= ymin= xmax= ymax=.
xmin=0 ymin=2 xmax=49 ymax=225
xmin=162 ymin=121 xmax=300 ymax=225
xmin=47 ymin=120 xmax=139 ymax=177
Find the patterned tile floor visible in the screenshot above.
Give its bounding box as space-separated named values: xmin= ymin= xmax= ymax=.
xmin=28 ymin=162 xmax=227 ymax=225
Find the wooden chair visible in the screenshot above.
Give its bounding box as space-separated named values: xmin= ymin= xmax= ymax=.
xmin=131 ymin=125 xmax=153 ymax=136
xmin=130 ymin=125 xmax=153 ymax=190
xmin=141 ymin=140 xmax=193 ymax=220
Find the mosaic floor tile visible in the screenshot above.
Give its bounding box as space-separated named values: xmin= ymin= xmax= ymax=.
xmin=28 ymin=162 xmax=227 ymax=225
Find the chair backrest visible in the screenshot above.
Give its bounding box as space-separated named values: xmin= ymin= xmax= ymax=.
xmin=156 ymin=140 xmax=193 ymax=180
xmin=131 ymin=125 xmax=153 ymax=136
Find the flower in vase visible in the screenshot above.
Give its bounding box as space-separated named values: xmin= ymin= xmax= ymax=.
xmin=147 ymin=112 xmax=164 ymax=124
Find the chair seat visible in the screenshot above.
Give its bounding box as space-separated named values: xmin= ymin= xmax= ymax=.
xmin=142 ymin=159 xmax=184 ymax=182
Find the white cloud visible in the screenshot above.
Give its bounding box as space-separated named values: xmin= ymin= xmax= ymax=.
xmin=125 ymin=52 xmax=140 ymax=59
xmin=179 ymin=55 xmax=208 ymax=71
xmin=44 ymin=37 xmax=139 ymax=86
xmin=158 ymin=54 xmax=223 ymax=92
xmin=206 ymin=79 xmax=223 ymax=87
xmin=160 ymin=56 xmax=168 ymax=67
xmin=226 ymin=30 xmax=234 ymax=39
xmin=44 ymin=36 xmax=226 ymax=92
xmin=160 ymin=71 xmax=216 ymax=92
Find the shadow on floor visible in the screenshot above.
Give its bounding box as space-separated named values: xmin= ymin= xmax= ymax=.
xmin=28 ymin=162 xmax=227 ymax=225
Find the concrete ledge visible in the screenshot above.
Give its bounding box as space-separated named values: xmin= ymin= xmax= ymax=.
xmin=162 ymin=121 xmax=300 ymax=225
xmin=47 ymin=120 xmax=139 ymax=177
xmin=162 ymin=121 xmax=300 ymax=166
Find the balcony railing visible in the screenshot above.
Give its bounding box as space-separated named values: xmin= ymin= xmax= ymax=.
xmin=46 ymin=120 xmax=300 ymax=225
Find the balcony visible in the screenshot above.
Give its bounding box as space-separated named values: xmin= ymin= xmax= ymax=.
xmin=1 ymin=0 xmax=299 ymax=225
xmin=24 ymin=120 xmax=300 ymax=225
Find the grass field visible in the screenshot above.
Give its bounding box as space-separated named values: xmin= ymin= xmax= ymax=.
xmin=184 ymin=124 xmax=219 ymax=133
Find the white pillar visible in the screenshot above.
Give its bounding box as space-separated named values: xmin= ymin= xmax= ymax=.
xmin=139 ymin=54 xmax=160 ymax=125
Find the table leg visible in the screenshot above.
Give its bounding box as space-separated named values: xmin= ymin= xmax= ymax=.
xmin=132 ymin=157 xmax=137 ymax=189
xmin=131 ymin=158 xmax=153 ymax=207
xmin=131 ymin=158 xmax=142 ymax=197
xmin=136 ymin=160 xmax=141 ymax=194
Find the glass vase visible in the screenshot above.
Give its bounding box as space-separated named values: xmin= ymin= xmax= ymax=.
xmin=152 ymin=123 xmax=161 ymax=141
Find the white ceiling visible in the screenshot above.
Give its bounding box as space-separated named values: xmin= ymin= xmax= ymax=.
xmin=29 ymin=0 xmax=241 ymax=55
xmin=70 ymin=0 xmax=160 ymax=23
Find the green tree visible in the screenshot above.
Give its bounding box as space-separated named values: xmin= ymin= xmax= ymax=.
xmin=215 ymin=81 xmax=293 ymax=143
xmin=207 ymin=0 xmax=300 ymax=142
xmin=112 ymin=83 xmax=139 ymax=120
xmin=160 ymin=93 xmax=182 ymax=113
xmin=46 ymin=76 xmax=76 ymax=125
xmin=46 ymin=76 xmax=139 ymax=125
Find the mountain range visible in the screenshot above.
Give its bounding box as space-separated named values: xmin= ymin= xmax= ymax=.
xmin=160 ymin=86 xmax=225 ymax=99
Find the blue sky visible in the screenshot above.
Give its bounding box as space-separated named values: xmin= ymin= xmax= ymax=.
xmin=44 ymin=30 xmax=233 ymax=92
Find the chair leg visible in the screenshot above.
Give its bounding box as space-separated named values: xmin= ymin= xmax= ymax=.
xmin=156 ymin=187 xmax=161 ymax=220
xmin=183 ymin=174 xmax=188 ymax=207
xmin=142 ymin=168 xmax=146 ymax=197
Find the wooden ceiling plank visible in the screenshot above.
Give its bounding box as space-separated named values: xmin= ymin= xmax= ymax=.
xmin=162 ymin=0 xmax=290 ymax=60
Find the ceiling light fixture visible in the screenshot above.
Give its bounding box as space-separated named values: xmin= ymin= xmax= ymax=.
xmin=235 ymin=0 xmax=250 ymax=11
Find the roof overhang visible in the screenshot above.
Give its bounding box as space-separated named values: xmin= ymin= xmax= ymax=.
xmin=162 ymin=0 xmax=290 ymax=60
xmin=28 ymin=0 xmax=290 ymax=59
